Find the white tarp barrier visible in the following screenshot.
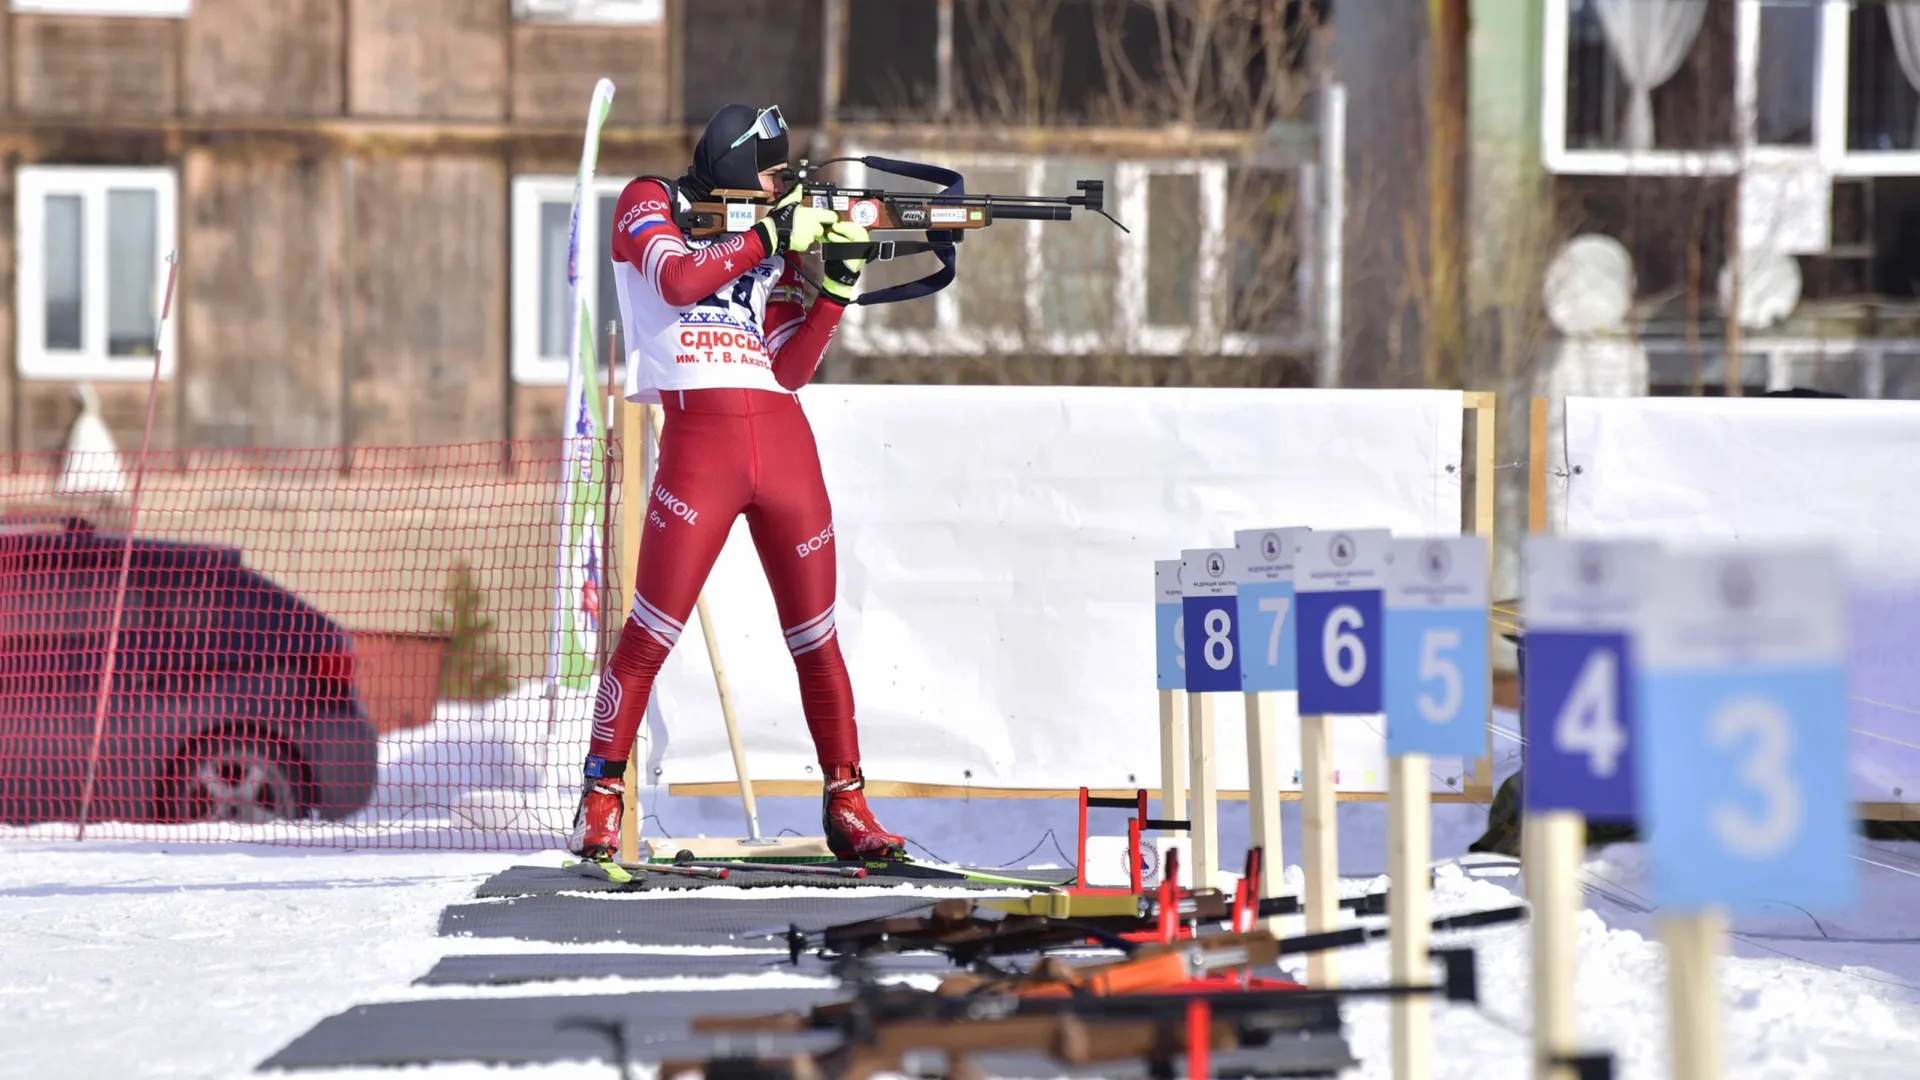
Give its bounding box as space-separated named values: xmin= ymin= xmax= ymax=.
xmin=1563 ymin=396 xmax=1920 ymax=804
xmin=645 ymin=385 xmax=1466 ymax=791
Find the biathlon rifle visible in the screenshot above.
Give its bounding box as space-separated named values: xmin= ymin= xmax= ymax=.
xmin=666 ymin=960 xmax=1487 ymax=1080
xmin=677 ymin=155 xmax=1130 ymax=306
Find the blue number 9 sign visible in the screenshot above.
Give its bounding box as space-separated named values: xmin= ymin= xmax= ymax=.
xmin=1520 ymin=537 xmax=1660 ymax=822
xmin=1634 ymin=546 xmax=1855 ymax=913
xmin=1155 ymin=559 xmax=1185 ymax=691
xmin=1293 ymin=529 xmax=1390 ymax=715
xmin=1181 ymin=547 xmax=1241 ymax=693
xmin=1385 ymin=536 xmax=1490 ymax=757
xmin=1233 ymin=527 xmax=1311 ymax=693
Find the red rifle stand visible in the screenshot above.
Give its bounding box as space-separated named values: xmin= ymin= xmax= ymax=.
xmin=1185 ymin=996 xmax=1211 ymax=1080
xmin=1072 ymin=787 xmax=1190 ymax=896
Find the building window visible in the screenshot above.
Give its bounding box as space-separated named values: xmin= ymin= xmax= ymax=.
xmin=8 ymin=0 xmax=189 ymax=15
xmin=511 ymin=0 xmax=661 ymax=25
xmin=510 ymin=176 xmax=629 ymax=385
xmin=837 ymin=149 xmax=1303 ymax=357
xmin=15 ymin=166 xmax=177 ymax=381
xmin=1545 ymin=0 xmax=1920 ymax=178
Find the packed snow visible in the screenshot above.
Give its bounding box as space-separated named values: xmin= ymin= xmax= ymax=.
xmin=7 ymin=706 xmax=1920 ymax=1078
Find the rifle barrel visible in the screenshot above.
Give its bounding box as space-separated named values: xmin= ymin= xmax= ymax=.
xmin=988 ymin=204 xmax=1074 ymax=222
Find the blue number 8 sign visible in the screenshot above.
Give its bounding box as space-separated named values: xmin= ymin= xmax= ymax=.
xmin=1155 ymin=559 xmax=1184 ymax=691
xmin=1181 ymin=547 xmax=1241 ymax=693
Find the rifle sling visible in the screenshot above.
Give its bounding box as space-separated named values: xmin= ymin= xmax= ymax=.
xmin=840 ymin=154 xmax=964 ymax=307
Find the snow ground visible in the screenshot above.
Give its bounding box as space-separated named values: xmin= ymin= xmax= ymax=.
xmin=9 ymin=706 xmax=1920 ymax=1078
xmin=6 ymin=830 xmax=1920 ymax=1080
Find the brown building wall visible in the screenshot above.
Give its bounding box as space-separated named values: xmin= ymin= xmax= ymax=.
xmin=0 ymin=5 xmax=1304 ymax=461
xmin=0 ymin=4 xmax=683 ymax=458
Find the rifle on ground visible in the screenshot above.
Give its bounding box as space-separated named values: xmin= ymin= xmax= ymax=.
xmin=742 ymin=846 xmax=1414 ymax=969
xmin=664 ymin=954 xmax=1484 ymax=1080
xmin=676 ymin=155 xmax=1130 ymax=306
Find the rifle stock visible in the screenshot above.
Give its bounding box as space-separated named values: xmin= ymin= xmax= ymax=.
xmin=666 ymin=1012 xmax=1238 ymax=1080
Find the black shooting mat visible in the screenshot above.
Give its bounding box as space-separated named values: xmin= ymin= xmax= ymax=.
xmin=254 ymin=986 xmax=846 ymax=1071
xmin=474 ymin=862 xmax=1063 ymax=899
xmin=257 ymin=985 xmax=1357 ymax=1076
xmin=415 ymin=949 xmax=967 ymax=986
xmin=438 ymin=892 xmax=959 ymax=946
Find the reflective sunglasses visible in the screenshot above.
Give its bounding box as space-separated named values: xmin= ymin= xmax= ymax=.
xmin=729 ymin=105 xmax=788 ymax=150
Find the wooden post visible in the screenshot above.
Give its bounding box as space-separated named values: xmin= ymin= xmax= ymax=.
xmin=1187 ymin=690 xmax=1218 ymax=892
xmin=1159 ymin=687 xmax=1188 ymax=835
xmin=1300 ymin=711 xmax=1339 ymax=987
xmin=1244 ymin=689 xmax=1284 ymax=921
xmin=618 ymin=399 xmax=647 ymax=865
xmin=1389 ymin=752 xmax=1433 ymax=1080
xmin=1466 ymin=391 xmax=1498 ymax=799
xmin=1528 ymin=810 xmax=1585 ymax=1080
xmin=1529 ymin=396 xmax=1549 ymax=534
xmin=1660 ymin=909 xmax=1727 ymax=1080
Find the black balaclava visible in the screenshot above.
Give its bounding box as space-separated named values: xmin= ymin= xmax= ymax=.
xmin=678 ymin=103 xmax=789 ymax=203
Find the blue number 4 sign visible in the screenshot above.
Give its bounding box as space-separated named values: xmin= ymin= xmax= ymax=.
xmin=1522 ymin=630 xmax=1636 ymax=821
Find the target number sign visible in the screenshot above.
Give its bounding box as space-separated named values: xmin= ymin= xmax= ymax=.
xmin=1181 ymin=547 xmax=1242 ymax=693
xmin=1384 ymin=535 xmax=1490 ymax=757
xmin=1634 ymin=546 xmax=1855 ymax=913
xmin=1520 ymin=537 xmax=1659 ymax=821
xmin=1154 ymin=559 xmax=1185 ymax=691
xmin=1293 ymin=529 xmax=1389 ymax=715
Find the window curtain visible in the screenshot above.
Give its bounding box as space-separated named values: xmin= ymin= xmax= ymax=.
xmin=1594 ymin=0 xmax=1710 ymax=151
xmin=1883 ymin=2 xmax=1920 ymax=148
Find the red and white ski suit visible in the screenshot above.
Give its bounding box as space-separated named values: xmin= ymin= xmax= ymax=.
xmin=587 ymin=177 xmax=859 ymax=769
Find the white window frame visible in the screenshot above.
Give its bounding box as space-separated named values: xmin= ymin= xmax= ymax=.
xmin=509 ymin=174 xmax=629 ymax=386
xmin=836 ymin=147 xmax=1298 ymax=357
xmin=9 ymin=0 xmax=189 ymax=15
xmin=1544 ymin=0 xmax=1812 ymax=176
xmin=15 ymin=165 xmax=178 ymax=382
xmin=1546 ymin=0 xmax=1920 ymax=178
xmin=511 ymin=0 xmax=662 ymax=25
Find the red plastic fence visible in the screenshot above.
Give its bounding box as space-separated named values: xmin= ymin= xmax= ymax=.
xmin=0 ymin=439 xmax=624 ymax=849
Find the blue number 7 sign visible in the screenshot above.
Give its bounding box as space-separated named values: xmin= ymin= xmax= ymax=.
xmin=1234 ymin=527 xmax=1310 ymax=693
xmin=1520 ymin=537 xmax=1659 ymax=822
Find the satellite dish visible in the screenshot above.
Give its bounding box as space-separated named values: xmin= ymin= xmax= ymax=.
xmin=1718 ymin=250 xmax=1802 ymax=329
xmin=1542 ymin=234 xmax=1636 ymax=336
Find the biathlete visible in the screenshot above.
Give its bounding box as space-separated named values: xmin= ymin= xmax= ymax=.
xmin=567 ymin=102 xmax=908 ymax=865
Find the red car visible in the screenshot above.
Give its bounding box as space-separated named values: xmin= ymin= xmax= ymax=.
xmin=0 ymin=516 xmax=377 ymax=826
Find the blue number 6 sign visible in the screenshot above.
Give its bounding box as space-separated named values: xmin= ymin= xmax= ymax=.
xmin=1293 ymin=529 xmax=1389 ymax=715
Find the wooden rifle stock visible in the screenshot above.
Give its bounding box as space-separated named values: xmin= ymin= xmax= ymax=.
xmin=666 ymin=1012 xmax=1240 ymax=1080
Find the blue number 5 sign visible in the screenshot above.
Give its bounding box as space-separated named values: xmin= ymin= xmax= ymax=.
xmin=1181 ymin=547 xmax=1240 ymax=693
xmin=1385 ymin=536 xmax=1490 ymax=758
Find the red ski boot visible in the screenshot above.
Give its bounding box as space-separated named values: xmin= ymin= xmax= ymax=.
xmin=567 ymin=764 xmax=627 ymax=861
xmin=822 ymin=763 xmax=907 ymax=860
